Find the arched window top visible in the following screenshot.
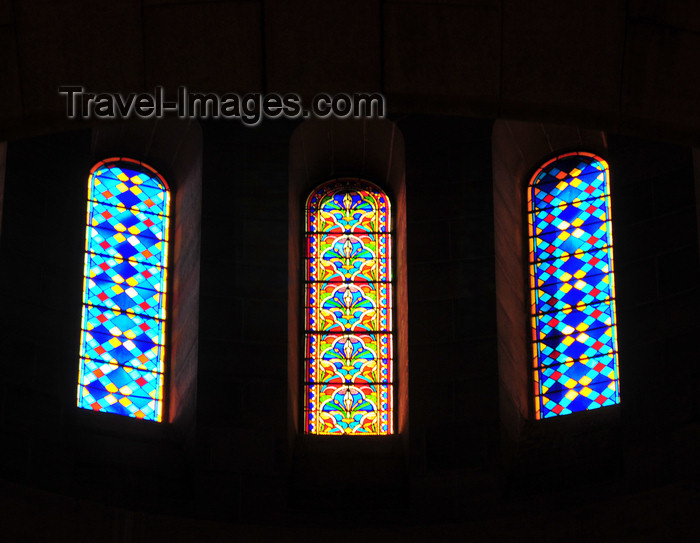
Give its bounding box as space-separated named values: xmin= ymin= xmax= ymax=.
xmin=306 ymin=179 xmax=391 ymax=235
xmin=304 ymin=178 xmax=393 ymax=435
xmin=77 ymin=158 xmax=171 ymax=422
xmin=89 ymin=157 xmax=169 ymax=209
xmin=528 ymin=152 xmax=620 ymax=419
xmin=530 ymin=151 xmax=608 ymax=200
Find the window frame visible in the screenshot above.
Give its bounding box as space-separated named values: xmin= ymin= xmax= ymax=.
xmin=302 ymin=177 xmax=396 ymax=436
xmin=76 ymin=156 xmax=172 ymax=422
xmin=526 ymin=150 xmax=621 ymax=420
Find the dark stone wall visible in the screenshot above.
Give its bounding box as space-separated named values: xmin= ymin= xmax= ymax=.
xmin=610 ymin=136 xmax=700 ymax=488
xmin=0 ymin=129 xmax=92 ymax=492
xmin=2 ymin=1 xmax=700 ymax=144
xmin=399 ymin=116 xmax=500 ymax=521
xmin=196 ymin=119 xmax=293 ymax=521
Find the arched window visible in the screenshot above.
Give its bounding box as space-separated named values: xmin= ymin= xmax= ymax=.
xmin=77 ymin=158 xmax=170 ymax=422
xmin=304 ymin=179 xmax=393 ymax=434
xmin=528 ymin=152 xmax=620 ymax=419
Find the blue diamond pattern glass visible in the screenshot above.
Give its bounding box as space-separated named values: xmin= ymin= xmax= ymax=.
xmin=77 ymin=158 xmax=170 ymax=421
xmin=528 ymin=153 xmax=620 ymax=419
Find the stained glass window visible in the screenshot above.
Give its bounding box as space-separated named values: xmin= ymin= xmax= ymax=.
xmin=304 ymin=179 xmax=393 ymax=434
xmin=77 ymin=158 xmax=170 ymax=422
xmin=528 ymin=152 xmax=620 ymax=419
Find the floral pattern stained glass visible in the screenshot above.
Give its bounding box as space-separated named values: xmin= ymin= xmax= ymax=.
xmin=77 ymin=158 xmax=170 ymax=422
xmin=305 ymin=179 xmax=393 ymax=434
xmin=528 ymin=152 xmax=620 ymax=419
